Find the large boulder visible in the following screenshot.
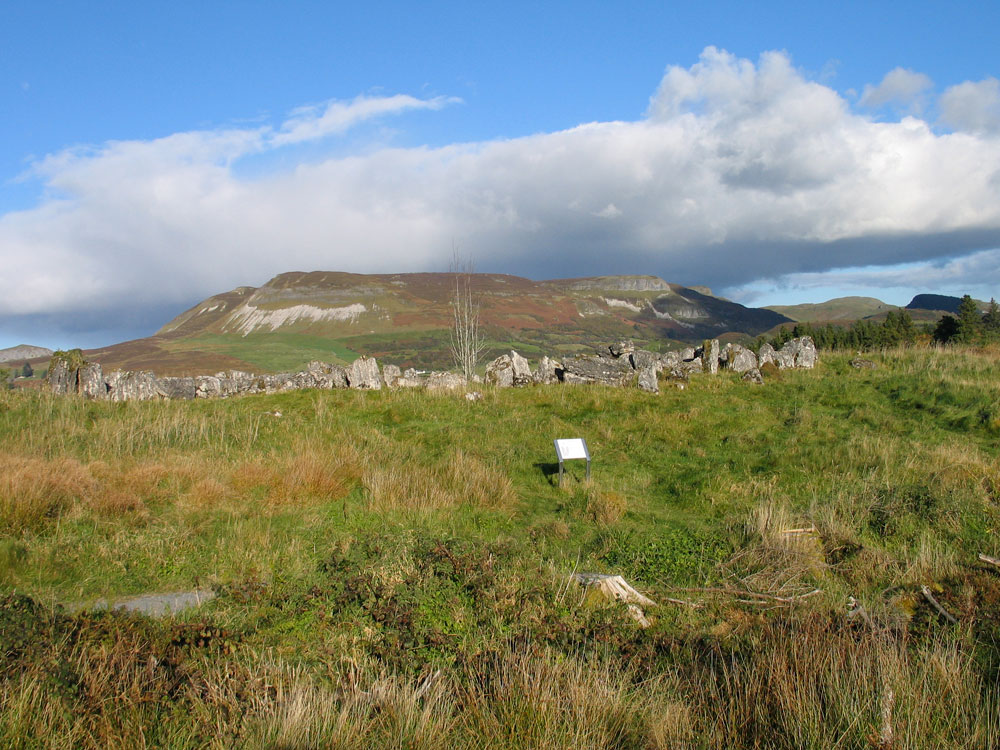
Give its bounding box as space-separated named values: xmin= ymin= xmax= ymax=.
xmin=534 ymin=356 xmax=561 ymax=385
xmin=346 ymin=356 xmax=381 ymax=389
xmin=381 ymin=364 xmax=402 ymax=389
xmin=742 ymin=368 xmax=764 ymax=385
xmin=78 ymin=363 xmax=107 ymax=399
xmin=46 ymin=356 xmax=77 ymax=395
xmin=773 ymin=337 xmax=818 ymax=369
xmin=724 ymin=344 xmax=758 ymax=374
xmin=485 ymin=354 xmax=514 ymax=387
xmin=757 ymin=343 xmax=777 ymax=367
xmin=307 ymin=361 xmax=348 ymax=389
xmin=680 ymin=347 xmax=697 ymax=362
xmin=195 ymin=375 xmax=222 ymax=399
xmin=426 ymin=372 xmax=467 ymax=391
xmin=157 ymin=376 xmax=197 ymax=400
xmin=509 ymin=350 xmax=533 ymax=385
xmin=609 ymin=340 xmax=635 ymax=358
xmin=560 ymin=355 xmax=634 ymax=386
xmin=659 ymin=351 xmax=683 ymax=369
xmin=637 ymin=365 xmax=659 ymax=394
xmin=107 ymin=370 xmax=164 ymax=402
xmin=630 ymin=350 xmax=659 ymax=371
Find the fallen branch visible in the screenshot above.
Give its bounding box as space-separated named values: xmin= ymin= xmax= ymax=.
xmin=780 ymin=526 xmax=818 ymax=535
xmin=978 ymin=553 xmax=1000 ymax=568
xmin=921 ymin=585 xmax=958 ymax=625
xmin=669 ymin=586 xmax=822 ymax=604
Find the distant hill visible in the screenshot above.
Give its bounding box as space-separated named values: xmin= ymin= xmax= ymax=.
xmin=765 ymin=296 xmax=895 ymax=322
xmin=84 ymin=271 xmax=791 ymax=375
xmin=905 ymin=294 xmax=987 ymax=315
xmin=0 ymin=344 xmax=53 ymax=364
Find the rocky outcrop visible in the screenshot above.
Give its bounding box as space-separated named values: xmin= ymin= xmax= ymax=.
xmin=346 ymin=356 xmax=381 ymax=389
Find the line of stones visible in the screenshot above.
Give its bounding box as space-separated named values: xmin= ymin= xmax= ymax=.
xmin=45 ymin=337 xmax=817 ymax=402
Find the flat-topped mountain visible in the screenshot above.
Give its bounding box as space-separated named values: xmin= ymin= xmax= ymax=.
xmin=84 ymin=271 xmax=790 ymax=375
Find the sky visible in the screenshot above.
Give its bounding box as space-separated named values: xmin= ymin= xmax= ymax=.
xmin=2 ymin=1 xmax=1000 ymax=350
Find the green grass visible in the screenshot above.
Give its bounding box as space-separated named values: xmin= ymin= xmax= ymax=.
xmin=170 ymin=332 xmax=361 ymax=371
xmin=2 ymin=347 xmax=1000 ymax=747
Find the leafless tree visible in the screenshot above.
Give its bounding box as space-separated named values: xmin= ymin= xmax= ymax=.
xmin=449 ymin=254 xmax=486 ymax=379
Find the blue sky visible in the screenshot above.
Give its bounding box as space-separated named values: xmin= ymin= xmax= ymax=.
xmin=2 ymin=1 xmax=1000 ymax=349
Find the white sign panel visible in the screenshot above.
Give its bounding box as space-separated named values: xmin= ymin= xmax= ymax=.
xmin=555 ymin=438 xmax=589 ymax=461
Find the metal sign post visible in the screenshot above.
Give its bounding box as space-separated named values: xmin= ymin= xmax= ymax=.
xmin=554 ymin=438 xmax=590 ymax=486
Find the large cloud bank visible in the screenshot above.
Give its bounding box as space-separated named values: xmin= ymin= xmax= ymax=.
xmin=3 ymin=47 xmax=1000 ymax=343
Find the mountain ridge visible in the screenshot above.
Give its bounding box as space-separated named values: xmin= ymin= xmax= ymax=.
xmin=83 ymin=271 xmax=791 ymax=375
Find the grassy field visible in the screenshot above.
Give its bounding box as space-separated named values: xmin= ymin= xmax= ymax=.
xmin=2 ymin=347 xmax=1000 ymax=747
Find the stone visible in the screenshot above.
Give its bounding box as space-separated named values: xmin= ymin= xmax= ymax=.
xmin=850 ymin=357 xmax=878 ymax=370
xmin=157 ymin=376 xmax=197 ymax=400
xmin=637 ymin=365 xmax=659 ymax=394
xmin=46 ymin=357 xmax=76 ymax=395
xmin=395 ymin=368 xmax=424 ymax=388
xmin=703 ymin=339 xmax=720 ymax=374
xmin=560 ymin=355 xmax=635 ymax=386
xmin=742 ymin=368 xmax=764 ymax=385
xmin=107 ymin=370 xmax=164 ymax=402
xmin=346 ymin=356 xmax=381 ymax=389
xmin=680 ymin=357 xmax=703 ymax=375
xmin=534 ymin=356 xmax=561 ymax=385
xmin=77 ymin=363 xmax=107 ymax=399
xmin=757 ymin=343 xmax=777 ymax=367
xmin=485 ymin=354 xmax=514 ymax=387
xmin=680 ymin=347 xmax=696 ymax=362
xmin=195 ymin=375 xmax=221 ymax=398
xmin=509 ymin=350 xmax=533 ymax=385
xmin=774 ymin=337 xmax=819 ymax=369
xmin=381 ymin=364 xmax=402 ymax=388
xmin=609 ymin=340 xmax=635 ymax=358
xmin=629 ymin=350 xmax=659 ymax=371
xmin=307 ymin=361 xmax=348 ymax=389
xmin=465 ymin=391 xmax=483 ymax=402
xmin=659 ymin=351 xmax=683 ymax=368
xmin=726 ymin=344 xmax=758 ymax=374
xmin=792 ymin=336 xmax=818 ymax=368
xmin=426 ymin=372 xmax=467 ymax=391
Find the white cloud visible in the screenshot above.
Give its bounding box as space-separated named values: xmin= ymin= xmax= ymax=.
xmin=859 ymin=67 xmax=933 ymax=110
xmin=2 ymin=48 xmax=1000 ymax=338
xmin=939 ymin=78 xmax=1000 ymax=134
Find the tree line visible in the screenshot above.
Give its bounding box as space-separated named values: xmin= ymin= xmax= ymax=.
xmin=760 ymin=295 xmax=1000 ymax=351
xmin=931 ymin=296 xmax=1000 ymax=344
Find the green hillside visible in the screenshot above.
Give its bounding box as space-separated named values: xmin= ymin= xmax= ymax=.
xmin=765 ymin=296 xmax=895 ymax=322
